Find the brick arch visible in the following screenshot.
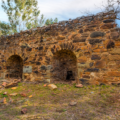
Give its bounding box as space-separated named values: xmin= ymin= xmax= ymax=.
xmin=48 ymin=42 xmax=81 ymax=56
xmin=6 ymin=54 xmax=23 ymax=63
xmin=6 ymin=54 xmax=23 ymax=79
xmin=6 ymin=49 xmax=23 ymax=62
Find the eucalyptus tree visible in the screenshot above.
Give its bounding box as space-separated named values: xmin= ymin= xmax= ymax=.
xmin=0 ymin=21 xmax=12 ymax=35
xmin=1 ymin=0 xmax=41 ymax=32
xmin=45 ymin=18 xmax=58 ymax=25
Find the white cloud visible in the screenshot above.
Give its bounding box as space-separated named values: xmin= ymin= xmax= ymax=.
xmin=0 ymin=0 xmax=111 ymax=22
xmin=38 ymin=0 xmax=104 ymax=20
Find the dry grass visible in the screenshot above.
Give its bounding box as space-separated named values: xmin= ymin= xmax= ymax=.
xmin=0 ymin=83 xmax=120 ymax=120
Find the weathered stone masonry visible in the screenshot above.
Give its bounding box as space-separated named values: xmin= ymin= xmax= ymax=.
xmin=0 ymin=11 xmax=120 ymax=85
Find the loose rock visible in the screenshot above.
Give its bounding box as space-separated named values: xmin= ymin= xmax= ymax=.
xmin=69 ymin=101 xmax=77 ymax=106
xmin=48 ymin=84 xmax=57 ymax=90
xmin=21 ymin=108 xmax=27 ymax=114
xmin=3 ymin=92 xmax=7 ymax=95
xmin=5 ymin=82 xmax=18 ymax=88
xmin=20 ymin=93 xmax=27 ymax=97
xmin=10 ymin=93 xmax=18 ymax=96
xmin=75 ymin=84 xmax=83 ymax=88
xmin=2 ymin=82 xmax=7 ymax=87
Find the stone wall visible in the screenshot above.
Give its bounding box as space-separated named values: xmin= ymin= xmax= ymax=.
xmin=0 ymin=10 xmax=120 ymax=85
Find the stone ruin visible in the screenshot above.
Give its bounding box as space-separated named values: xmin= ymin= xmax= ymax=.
xmin=0 ymin=10 xmax=120 ymax=85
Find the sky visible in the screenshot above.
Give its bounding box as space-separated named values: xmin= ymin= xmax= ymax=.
xmin=0 ymin=0 xmax=120 ymax=26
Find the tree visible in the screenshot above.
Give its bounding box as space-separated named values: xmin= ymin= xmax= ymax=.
xmin=100 ymin=0 xmax=120 ymax=20
xmin=1 ymin=0 xmax=41 ymax=32
xmin=1 ymin=0 xmax=59 ymax=35
xmin=0 ymin=21 xmax=12 ymax=35
xmin=45 ymin=18 xmax=58 ymax=25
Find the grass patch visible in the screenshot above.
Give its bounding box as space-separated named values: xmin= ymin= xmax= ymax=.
xmin=0 ymin=83 xmax=120 ymax=120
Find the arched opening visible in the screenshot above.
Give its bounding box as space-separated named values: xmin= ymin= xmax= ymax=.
xmin=6 ymin=55 xmax=23 ymax=79
xmin=51 ymin=49 xmax=77 ymax=82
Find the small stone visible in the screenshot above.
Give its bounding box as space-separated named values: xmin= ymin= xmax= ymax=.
xmin=71 ymin=81 xmax=76 ymax=84
xmin=9 ymin=98 xmax=13 ymax=103
xmin=0 ymin=98 xmax=4 ymax=103
xmin=11 ymin=87 xmax=17 ymax=90
xmin=2 ymin=82 xmax=7 ymax=87
xmin=21 ymin=108 xmax=27 ymax=114
xmin=43 ymin=84 xmax=47 ymax=87
xmin=75 ymin=84 xmax=83 ymax=88
xmin=3 ymin=92 xmax=7 ymax=95
xmin=10 ymin=93 xmax=18 ymax=96
xmin=5 ymin=82 xmax=18 ymax=88
xmin=44 ymin=79 xmax=50 ymax=83
xmin=69 ymin=101 xmax=77 ymax=106
xmin=0 ymin=98 xmax=7 ymax=104
xmin=91 ymin=92 xmax=94 ymax=94
xmin=20 ymin=93 xmax=27 ymax=97
xmin=48 ymin=84 xmax=57 ymax=90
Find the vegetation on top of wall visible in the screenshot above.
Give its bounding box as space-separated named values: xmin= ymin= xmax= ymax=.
xmin=0 ymin=0 xmax=58 ymax=36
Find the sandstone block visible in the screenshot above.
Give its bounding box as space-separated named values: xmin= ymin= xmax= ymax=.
xmin=84 ymin=28 xmax=94 ymax=32
xmin=57 ymin=35 xmax=65 ymax=40
xmin=110 ymin=48 xmax=120 ymax=55
xmin=115 ymin=41 xmax=120 ymax=46
xmin=100 ymin=23 xmax=116 ymax=29
xmin=86 ymin=68 xmax=99 ymax=72
xmin=89 ymin=38 xmax=102 ymax=45
xmin=103 ymin=19 xmax=114 ymax=23
xmin=73 ymin=38 xmax=86 ymax=42
xmin=94 ymin=60 xmax=106 ymax=68
xmin=79 ymin=29 xmax=83 ymax=33
xmin=107 ymin=71 xmax=120 ymax=77
xmin=77 ymin=63 xmax=89 ymax=68
xmin=91 ymin=54 xmax=101 ymax=60
xmin=90 ymin=31 xmax=105 ymax=38
xmin=109 ymin=55 xmax=120 ymax=60
xmin=77 ymin=56 xmax=87 ymax=63
xmin=110 ymin=32 xmax=119 ymax=39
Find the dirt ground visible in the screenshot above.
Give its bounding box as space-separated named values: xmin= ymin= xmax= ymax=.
xmin=0 ymin=82 xmax=120 ymax=120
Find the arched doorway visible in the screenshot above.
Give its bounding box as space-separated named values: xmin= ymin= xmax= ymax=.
xmin=6 ymin=55 xmax=23 ymax=79
xmin=51 ymin=49 xmax=77 ymax=82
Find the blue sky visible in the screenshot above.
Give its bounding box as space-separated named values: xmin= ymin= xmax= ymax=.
xmin=0 ymin=0 xmax=120 ymax=26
